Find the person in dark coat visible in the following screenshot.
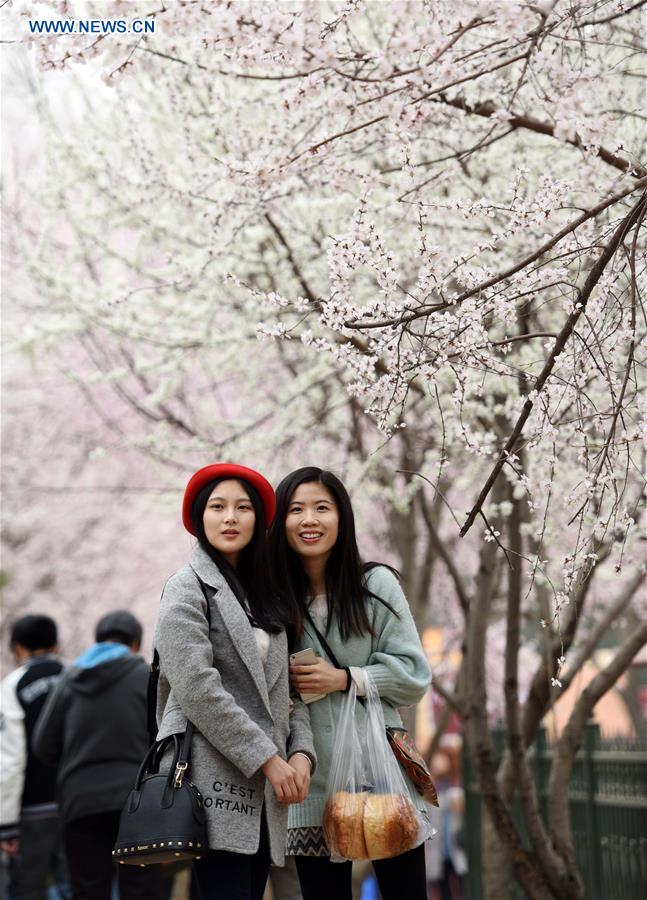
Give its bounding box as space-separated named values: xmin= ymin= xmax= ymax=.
xmin=33 ymin=610 xmax=163 ymax=900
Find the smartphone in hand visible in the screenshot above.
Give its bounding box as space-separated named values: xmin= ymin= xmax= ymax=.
xmin=289 ymin=647 xmax=326 ymax=704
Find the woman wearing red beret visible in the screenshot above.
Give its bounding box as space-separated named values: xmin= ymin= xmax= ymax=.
xmin=153 ymin=463 xmax=316 ymax=900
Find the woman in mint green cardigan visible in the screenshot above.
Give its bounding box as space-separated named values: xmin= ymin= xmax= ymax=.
xmin=269 ymin=467 xmax=432 ymax=900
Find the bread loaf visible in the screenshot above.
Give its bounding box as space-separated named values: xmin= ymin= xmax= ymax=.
xmin=323 ymin=791 xmax=369 ymax=859
xmin=362 ymin=793 xmax=419 ymax=859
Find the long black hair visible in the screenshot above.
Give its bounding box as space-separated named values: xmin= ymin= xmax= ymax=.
xmin=192 ymin=476 xmax=289 ymax=634
xmin=268 ymin=466 xmax=399 ymax=641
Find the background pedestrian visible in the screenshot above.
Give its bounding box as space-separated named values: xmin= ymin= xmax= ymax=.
xmin=33 ymin=610 xmax=164 ymax=900
xmin=0 ymin=614 xmax=69 ymax=900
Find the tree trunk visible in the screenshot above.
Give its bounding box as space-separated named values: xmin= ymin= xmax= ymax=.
xmin=481 ymin=747 xmax=519 ymax=900
xmin=463 ymin=486 xmax=555 ymax=900
xmin=482 ymin=802 xmax=514 ymax=900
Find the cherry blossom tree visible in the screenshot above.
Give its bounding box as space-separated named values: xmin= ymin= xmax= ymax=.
xmin=3 ymin=2 xmax=646 ymax=897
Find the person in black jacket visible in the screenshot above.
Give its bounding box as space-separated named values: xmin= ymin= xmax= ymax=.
xmin=33 ymin=611 xmax=163 ymax=900
xmin=0 ymin=614 xmax=69 ymax=900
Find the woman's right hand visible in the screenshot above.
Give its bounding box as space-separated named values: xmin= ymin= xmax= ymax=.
xmin=261 ymin=754 xmax=300 ymax=804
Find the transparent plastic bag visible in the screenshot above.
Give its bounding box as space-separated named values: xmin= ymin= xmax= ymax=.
xmin=323 ymin=673 xmax=433 ymax=862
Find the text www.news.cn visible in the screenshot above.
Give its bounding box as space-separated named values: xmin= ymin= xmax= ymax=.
xmin=28 ymin=19 xmax=155 ymax=35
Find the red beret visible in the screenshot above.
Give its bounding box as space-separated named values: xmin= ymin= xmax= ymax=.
xmin=182 ymin=463 xmax=276 ymax=535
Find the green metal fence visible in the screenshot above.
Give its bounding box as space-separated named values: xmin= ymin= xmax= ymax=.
xmin=462 ymin=725 xmax=647 ymax=900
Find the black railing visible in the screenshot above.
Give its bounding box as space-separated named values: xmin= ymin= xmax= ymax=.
xmin=462 ymin=725 xmax=647 ymax=900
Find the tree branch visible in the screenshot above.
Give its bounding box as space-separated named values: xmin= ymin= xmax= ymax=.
xmin=286 ymin=50 xmax=527 ymax=165
xmin=431 ymin=679 xmax=462 ymax=714
xmin=346 ymin=176 xmax=647 ymax=329
xmin=519 ymin=537 xmax=612 ymax=752
xmin=580 ymin=0 xmax=647 ymax=27
xmin=559 ymin=567 xmax=646 ymax=693
xmin=459 ymin=192 xmax=647 ymax=536
xmin=418 ymin=488 xmax=470 ymax=615
xmin=423 ymin=701 xmax=454 ymax=762
xmin=436 ymin=95 xmax=647 ymax=179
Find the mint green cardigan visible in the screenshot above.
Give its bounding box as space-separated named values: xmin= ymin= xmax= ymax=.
xmin=287 ymin=565 xmax=432 ymax=830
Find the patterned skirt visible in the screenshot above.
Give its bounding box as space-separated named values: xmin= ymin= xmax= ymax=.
xmin=286 ymin=825 xmax=329 ymax=857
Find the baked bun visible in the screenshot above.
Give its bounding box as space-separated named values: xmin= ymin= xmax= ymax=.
xmin=324 ymin=791 xmax=369 ymax=859
xmin=362 ymin=793 xmax=419 ymax=859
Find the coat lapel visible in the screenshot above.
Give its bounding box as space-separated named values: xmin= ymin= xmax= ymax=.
xmin=188 ymin=546 xmax=272 ymax=717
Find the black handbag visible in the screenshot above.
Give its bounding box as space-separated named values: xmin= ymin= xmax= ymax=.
xmin=113 ymin=575 xmax=212 ymax=866
xmin=112 ymin=725 xmax=208 ymax=865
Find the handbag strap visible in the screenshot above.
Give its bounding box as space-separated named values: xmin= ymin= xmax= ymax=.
xmin=147 ymin=650 xmax=161 ymax=745
xmin=302 ymin=605 xmax=342 ymax=667
xmin=148 ymin=574 xmax=213 ymax=754
xmin=302 ymin=605 xmax=367 ymax=708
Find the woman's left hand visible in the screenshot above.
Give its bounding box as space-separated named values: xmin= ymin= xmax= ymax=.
xmin=288 ymin=754 xmax=312 ymax=803
xmin=290 ymin=658 xmax=347 ymax=695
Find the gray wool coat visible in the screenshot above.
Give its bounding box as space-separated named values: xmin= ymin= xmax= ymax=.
xmin=154 ymin=546 xmax=315 ymax=865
